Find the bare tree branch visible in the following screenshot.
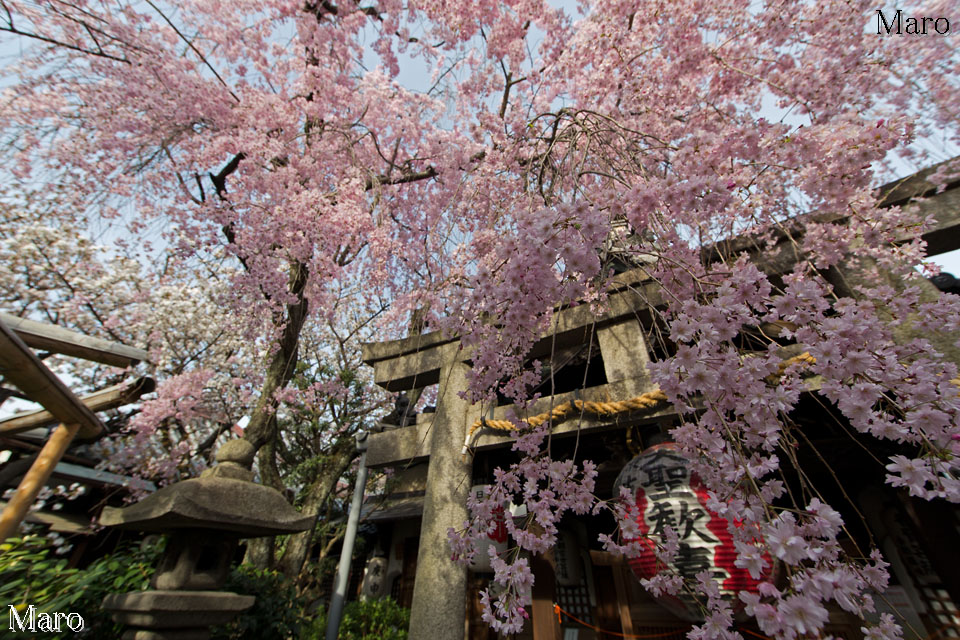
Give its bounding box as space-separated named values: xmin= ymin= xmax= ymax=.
xmin=143 ymin=0 xmax=239 ymax=102
xmin=0 ymin=23 xmax=130 ymax=63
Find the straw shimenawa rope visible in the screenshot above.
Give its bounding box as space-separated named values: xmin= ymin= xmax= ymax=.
xmin=460 ymin=351 xmax=821 ymax=454
xmin=777 ymin=351 xmax=817 ymax=374
xmin=765 ymin=351 xmax=817 ymax=384
xmin=466 ymin=390 xmax=669 ymax=439
xmin=459 ymin=352 xmax=960 ymax=455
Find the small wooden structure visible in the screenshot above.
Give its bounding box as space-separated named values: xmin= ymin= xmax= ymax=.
xmin=0 ymin=313 xmax=151 ymax=541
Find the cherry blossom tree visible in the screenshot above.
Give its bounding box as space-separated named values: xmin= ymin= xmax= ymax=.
xmin=0 ymin=185 xmax=248 ymax=477
xmin=1 ymin=0 xmax=959 ymax=636
xmin=0 ymin=182 xmax=389 ymax=575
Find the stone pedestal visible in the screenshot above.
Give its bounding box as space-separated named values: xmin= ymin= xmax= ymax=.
xmin=103 ymin=590 xmax=256 ymax=640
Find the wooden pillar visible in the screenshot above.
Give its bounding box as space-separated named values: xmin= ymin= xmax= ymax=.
xmin=593 ymin=565 xmax=624 ymax=636
xmin=0 ymin=423 xmax=79 ymax=541
xmin=408 ymin=348 xmax=477 ymax=639
xmin=612 ymin=561 xmax=636 ymax=637
xmin=531 ymin=551 xmax=561 ymax=640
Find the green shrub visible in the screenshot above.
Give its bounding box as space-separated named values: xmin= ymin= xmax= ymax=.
xmin=341 ymin=598 xmax=410 ymax=640
xmin=72 ymin=537 xmax=163 ymax=637
xmin=210 ymin=564 xmax=306 ymax=640
xmin=0 ymin=536 xmax=83 ymax=624
xmin=303 ymin=598 xmax=409 ymax=640
xmin=0 ymin=535 xmax=161 ymax=639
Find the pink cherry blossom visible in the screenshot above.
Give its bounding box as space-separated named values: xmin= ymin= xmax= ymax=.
xmin=2 ymin=0 xmax=959 ymax=635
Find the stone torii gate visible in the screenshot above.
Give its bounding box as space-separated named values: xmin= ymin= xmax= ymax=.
xmin=360 ymin=157 xmax=960 ymax=639
xmin=361 ymin=278 xmax=679 ymax=639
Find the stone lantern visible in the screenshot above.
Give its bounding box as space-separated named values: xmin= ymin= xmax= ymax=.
xmin=99 ymin=440 xmax=312 ymax=640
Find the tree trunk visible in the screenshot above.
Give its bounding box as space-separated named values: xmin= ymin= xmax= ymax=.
xmin=243 ymin=536 xmax=276 ymax=569
xmin=243 ymin=429 xmax=291 ymax=568
xmin=256 ymin=435 xmax=285 ymax=491
xmin=240 ymin=261 xmax=308 ymax=569
xmin=276 ymin=437 xmax=358 ymax=578
xmin=243 ymin=260 xmax=309 ymax=451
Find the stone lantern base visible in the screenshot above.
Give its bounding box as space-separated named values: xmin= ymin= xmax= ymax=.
xmin=103 ymin=590 xmax=255 ymax=640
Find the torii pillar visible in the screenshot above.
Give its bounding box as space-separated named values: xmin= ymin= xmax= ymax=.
xmin=362 ymin=331 xmax=479 ymax=638
xmin=407 ymin=345 xmax=477 ymax=639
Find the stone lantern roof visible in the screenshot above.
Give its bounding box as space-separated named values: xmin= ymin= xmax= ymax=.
xmin=99 ymin=439 xmax=312 ymax=537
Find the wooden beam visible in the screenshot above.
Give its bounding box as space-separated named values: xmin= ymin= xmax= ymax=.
xmin=0 ymin=459 xmax=157 ymax=493
xmin=875 ymin=156 xmax=960 ymax=208
xmin=0 ymin=423 xmax=80 ymax=542
xmin=0 ymin=376 xmax=155 ymax=436
xmin=703 ymin=162 xmax=960 ymax=267
xmin=0 ymin=320 xmax=104 ymax=440
xmin=0 ymin=313 xmax=148 ymax=367
xmin=52 ymin=461 xmax=157 ymax=492
xmin=915 ymin=185 xmax=960 ymax=256
xmin=0 ymin=499 xmax=91 ymax=534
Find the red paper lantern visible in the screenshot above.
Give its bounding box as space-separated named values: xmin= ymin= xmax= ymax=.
xmin=469 ymin=484 xmax=509 ymax=573
xmin=614 ymin=441 xmax=770 ymax=620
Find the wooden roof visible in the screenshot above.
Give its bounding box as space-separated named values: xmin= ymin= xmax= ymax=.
xmin=0 ymin=321 xmax=105 ymax=440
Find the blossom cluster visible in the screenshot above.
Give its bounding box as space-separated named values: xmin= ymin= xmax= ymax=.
xmin=449 ymin=419 xmax=598 ymax=631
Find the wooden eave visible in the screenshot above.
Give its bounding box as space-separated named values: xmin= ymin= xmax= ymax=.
xmin=0 ymin=376 xmax=155 ymax=436
xmin=0 ymin=499 xmax=92 ymax=534
xmin=0 ymin=312 xmax=148 ymax=368
xmin=0 ymin=320 xmax=105 ymax=440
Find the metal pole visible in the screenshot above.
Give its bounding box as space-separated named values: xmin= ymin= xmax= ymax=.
xmin=326 ymin=432 xmax=369 ymax=640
